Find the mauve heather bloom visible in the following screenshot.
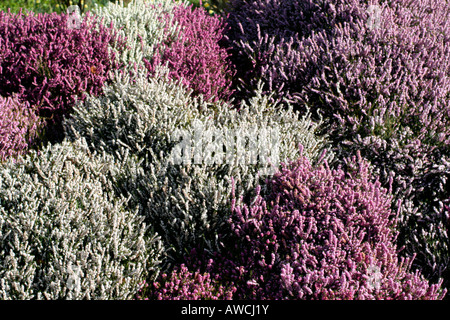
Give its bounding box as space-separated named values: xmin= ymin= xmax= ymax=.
xmin=209 ymin=150 xmax=446 ymax=299
xmin=223 ymin=0 xmax=450 ymax=289
xmin=0 ymin=10 xmax=123 ymax=142
xmin=144 ymin=263 xmax=236 ymax=300
xmin=144 ymin=2 xmax=235 ymax=102
xmin=0 ymin=95 xmax=41 ymax=161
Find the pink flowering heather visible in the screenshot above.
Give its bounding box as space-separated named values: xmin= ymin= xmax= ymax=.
xmin=0 ymin=95 xmax=42 ymax=162
xmin=223 ymin=0 xmax=450 ymax=289
xmin=145 ymin=2 xmax=234 ymax=102
xmin=0 ymin=9 xmax=123 ymax=142
xmin=204 ymin=150 xmax=446 ymax=299
xmin=139 ymin=263 xmax=236 ymax=300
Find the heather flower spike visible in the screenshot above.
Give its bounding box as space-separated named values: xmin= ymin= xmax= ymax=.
xmin=145 ymin=1 xmax=235 ymax=102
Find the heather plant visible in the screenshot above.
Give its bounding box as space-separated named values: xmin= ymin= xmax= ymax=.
xmin=138 ymin=263 xmax=236 ymax=300
xmin=222 ymin=0 xmax=347 ymax=104
xmin=0 ymin=9 xmax=122 ymax=143
xmin=91 ymin=0 xmax=179 ymax=75
xmin=0 ymin=138 xmax=164 ymax=299
xmin=63 ymin=69 xmax=331 ymax=268
xmin=144 ymin=1 xmax=235 ymax=102
xmin=0 ymin=95 xmax=43 ymax=162
xmin=202 ymin=152 xmax=446 ymax=300
xmin=94 ymin=0 xmax=234 ymax=102
xmin=223 ymin=0 xmax=450 ymax=289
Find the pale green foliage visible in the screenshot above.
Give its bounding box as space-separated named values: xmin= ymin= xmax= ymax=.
xmin=64 ymin=69 xmax=332 ymax=266
xmin=0 ymin=138 xmax=164 ymax=299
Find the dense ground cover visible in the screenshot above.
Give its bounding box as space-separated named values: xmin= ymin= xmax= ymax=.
xmin=0 ymin=8 xmax=123 ymax=146
xmin=222 ymin=0 xmax=450 ymax=291
xmin=146 ymin=152 xmax=445 ymax=300
xmin=0 ymin=0 xmax=448 ymax=300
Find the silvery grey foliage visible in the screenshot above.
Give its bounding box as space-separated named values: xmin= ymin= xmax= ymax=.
xmin=64 ymin=69 xmax=331 ymax=266
xmin=0 ymin=138 xmax=164 ymax=300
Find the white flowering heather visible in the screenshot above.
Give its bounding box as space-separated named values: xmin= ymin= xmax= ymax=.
xmin=0 ymin=138 xmax=164 ymax=299
xmin=92 ymin=0 xmax=182 ymax=74
xmin=95 ymin=0 xmax=235 ymax=102
xmin=64 ymin=70 xmax=331 ymax=266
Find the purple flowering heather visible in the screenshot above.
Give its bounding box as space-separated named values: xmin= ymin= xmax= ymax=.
xmin=202 ymin=151 xmax=446 ymax=299
xmin=145 ymin=3 xmax=234 ymax=102
xmin=0 ymin=95 xmax=42 ymax=161
xmin=223 ymin=0 xmax=450 ymax=289
xmin=140 ymin=263 xmax=236 ymax=300
xmin=222 ymin=0 xmax=357 ymax=104
xmin=0 ymin=10 xmax=123 ymax=142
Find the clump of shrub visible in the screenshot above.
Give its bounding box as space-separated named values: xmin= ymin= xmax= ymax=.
xmin=92 ymin=0 xmax=179 ymax=74
xmin=200 ymin=152 xmax=446 ymax=299
xmin=138 ymin=263 xmax=236 ymax=300
xmin=0 ymin=138 xmax=164 ymax=299
xmin=0 ymin=95 xmax=42 ymax=162
xmin=223 ymin=0 xmax=450 ymax=289
xmin=95 ymin=0 xmax=234 ymax=102
xmin=144 ymin=1 xmax=235 ymax=102
xmin=139 ymin=150 xmax=446 ymax=300
xmin=222 ymin=0 xmax=345 ymax=104
xmin=0 ymin=9 xmax=122 ymax=143
xmin=64 ymin=69 xmax=331 ymax=269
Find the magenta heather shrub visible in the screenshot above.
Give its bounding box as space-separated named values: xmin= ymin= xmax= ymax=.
xmin=204 ymin=151 xmax=446 ymax=299
xmin=222 ymin=0 xmax=359 ymax=104
xmin=145 ymin=3 xmax=234 ymax=102
xmin=0 ymin=10 xmax=122 ymax=142
xmin=140 ymin=263 xmax=236 ymax=300
xmin=0 ymin=95 xmax=42 ymax=161
xmin=223 ymin=0 xmax=450 ymax=289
